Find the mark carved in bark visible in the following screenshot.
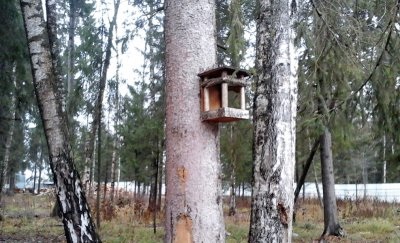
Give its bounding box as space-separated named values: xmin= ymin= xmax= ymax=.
xmin=277 ymin=203 xmax=288 ymax=227
xmin=174 ymin=214 xmax=193 ymax=243
xmin=177 ymin=166 xmax=188 ymax=184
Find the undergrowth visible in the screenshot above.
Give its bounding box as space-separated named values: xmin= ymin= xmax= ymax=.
xmin=1 ymin=193 xmax=400 ymax=242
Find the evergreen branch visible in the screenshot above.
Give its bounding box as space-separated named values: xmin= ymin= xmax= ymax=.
xmin=352 ymin=30 xmax=392 ymax=96
xmin=352 ymin=1 xmax=399 ymax=96
xmin=323 ymin=0 xmax=399 ymax=115
xmin=0 ymin=116 xmax=21 ymax=121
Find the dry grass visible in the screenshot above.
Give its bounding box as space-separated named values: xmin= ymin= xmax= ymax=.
xmin=1 ymin=193 xmax=400 ymax=242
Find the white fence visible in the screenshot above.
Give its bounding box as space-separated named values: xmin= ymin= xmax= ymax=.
xmin=300 ymin=183 xmax=400 ymax=202
xmin=112 ymin=181 xmax=400 ymax=202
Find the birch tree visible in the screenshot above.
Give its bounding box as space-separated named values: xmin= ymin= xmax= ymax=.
xmin=249 ymin=0 xmax=298 ymax=241
xmin=164 ymin=0 xmax=225 ymax=241
xmin=20 ymin=0 xmax=100 ymax=241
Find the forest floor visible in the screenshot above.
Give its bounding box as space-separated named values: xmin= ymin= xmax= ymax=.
xmin=1 ymin=192 xmax=400 ymax=242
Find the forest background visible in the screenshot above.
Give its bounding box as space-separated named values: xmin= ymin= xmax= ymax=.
xmin=0 ymin=0 xmax=399 ymax=241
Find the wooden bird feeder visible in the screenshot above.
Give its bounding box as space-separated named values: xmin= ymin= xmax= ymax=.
xmin=198 ymin=67 xmax=250 ymax=122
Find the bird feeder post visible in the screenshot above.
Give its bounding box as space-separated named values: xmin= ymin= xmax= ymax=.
xmin=221 ymin=82 xmax=228 ymax=108
xmin=204 ymin=78 xmax=210 ymax=111
xmin=240 ymin=86 xmax=245 ymax=110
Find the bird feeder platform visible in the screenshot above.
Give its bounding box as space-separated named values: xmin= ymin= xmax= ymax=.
xmin=198 ymin=67 xmax=250 ymax=123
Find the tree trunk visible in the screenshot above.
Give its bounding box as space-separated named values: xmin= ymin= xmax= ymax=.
xmin=313 ymin=0 xmax=344 ymax=238
xmin=362 ymin=152 xmax=368 ymax=199
xmin=88 ymin=138 xmax=96 ymax=198
xmin=20 ymin=1 xmax=100 ymax=241
xmin=320 ymin=128 xmax=344 ymax=238
xmin=38 ymin=155 xmax=43 ymax=193
xmin=153 ymin=155 xmax=159 ymax=234
xmin=228 ymin=167 xmax=236 ymax=216
xmin=110 ymin=139 xmax=117 ymax=202
xmin=66 ymin=0 xmax=77 ymax=98
xmin=96 ymin=116 xmax=102 ymax=228
xmin=8 ymin=172 xmax=15 ymax=195
xmin=83 ymin=0 xmax=121 ymax=192
xmin=315 ymin=178 xmax=323 ymax=208
xmin=248 ymin=0 xmax=298 ymax=242
xmin=33 ymin=160 xmax=37 ymax=194
xmin=0 ymin=64 xmax=17 ymax=199
xmin=383 ymin=134 xmax=386 ymax=183
xmin=157 ymin=154 xmax=163 ymax=211
xmin=164 ymin=0 xmax=225 ymax=242
xmin=294 ymin=139 xmax=320 ymax=204
xmin=148 ymin=155 xmax=158 ymax=213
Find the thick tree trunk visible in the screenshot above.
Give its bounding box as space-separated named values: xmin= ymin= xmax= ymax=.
xmin=249 ymin=0 xmax=298 ymax=242
xmin=20 ymin=1 xmax=100 ymax=242
xmin=320 ymin=128 xmax=344 ymax=238
xmin=164 ymin=0 xmax=225 ymax=242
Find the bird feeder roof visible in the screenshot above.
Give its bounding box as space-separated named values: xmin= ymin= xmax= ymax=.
xmin=198 ymin=66 xmax=250 ymax=79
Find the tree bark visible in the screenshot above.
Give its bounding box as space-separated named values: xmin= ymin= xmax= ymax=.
xmin=164 ymin=0 xmax=225 ymax=242
xmin=249 ymin=0 xmax=298 ymax=242
xmin=20 ymin=0 xmax=100 ymax=242
xmin=320 ymin=128 xmax=344 ymax=238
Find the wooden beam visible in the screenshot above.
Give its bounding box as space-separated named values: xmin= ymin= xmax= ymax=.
xmin=221 ymin=83 xmax=228 ymax=108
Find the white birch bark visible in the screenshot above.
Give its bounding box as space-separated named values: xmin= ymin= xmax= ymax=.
xmin=164 ymin=0 xmax=225 ymax=242
xmin=20 ymin=0 xmax=100 ymax=241
xmin=249 ymin=0 xmax=298 ymax=242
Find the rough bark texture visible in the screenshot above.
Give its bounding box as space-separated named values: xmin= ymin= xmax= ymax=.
xmin=20 ymin=0 xmax=100 ymax=242
xmin=164 ymin=0 xmax=225 ymax=242
xmin=249 ymin=0 xmax=298 ymax=242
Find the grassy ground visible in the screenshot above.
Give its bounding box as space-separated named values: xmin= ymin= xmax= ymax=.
xmin=1 ymin=193 xmax=400 ymax=242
